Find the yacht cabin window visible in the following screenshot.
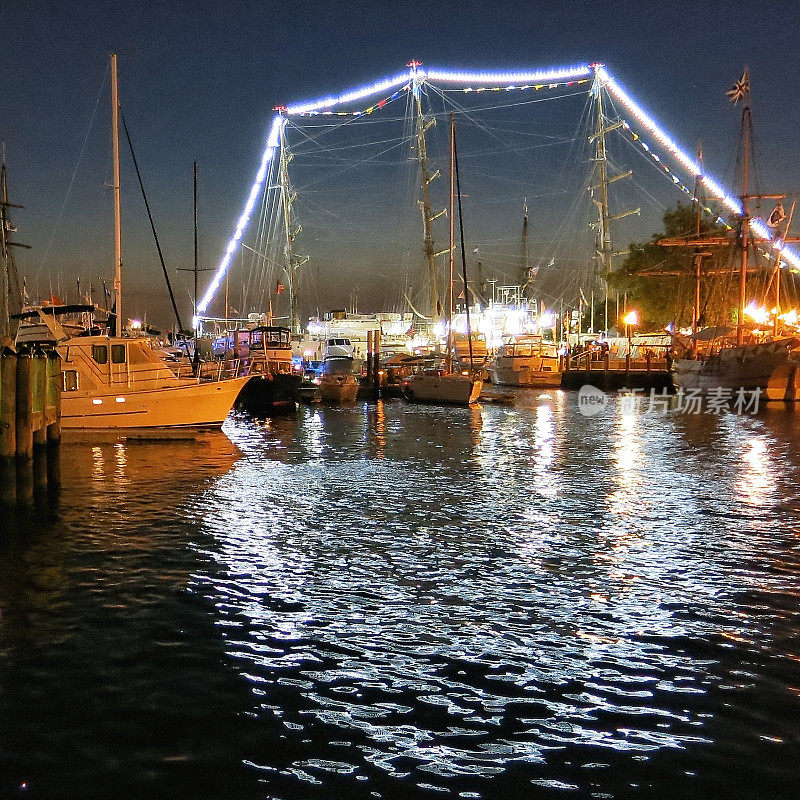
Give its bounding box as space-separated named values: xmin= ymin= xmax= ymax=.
xmin=63 ymin=370 xmax=78 ymax=391
xmin=111 ymin=344 xmax=126 ymax=364
xmin=92 ymin=345 xmax=108 ymax=364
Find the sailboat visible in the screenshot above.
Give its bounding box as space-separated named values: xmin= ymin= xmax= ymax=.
xmin=402 ymin=113 xmax=483 ymax=405
xmin=671 ymin=71 xmax=797 ymax=395
xmin=28 ymin=54 xmax=250 ymax=429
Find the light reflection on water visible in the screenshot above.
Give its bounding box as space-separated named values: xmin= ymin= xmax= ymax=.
xmin=187 ymin=396 xmax=800 ymax=798
xmin=0 ymin=397 xmax=799 ymax=798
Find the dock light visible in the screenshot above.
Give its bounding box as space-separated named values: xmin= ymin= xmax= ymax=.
xmin=130 ymin=319 xmax=142 ymax=330
xmin=539 ymin=310 xmax=555 ymax=328
xmin=622 ymin=310 xmax=639 ymax=326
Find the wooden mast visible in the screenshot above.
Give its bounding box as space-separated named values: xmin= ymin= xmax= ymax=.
xmin=447 ymin=113 xmax=455 ymax=373
xmin=410 ymin=62 xmax=440 ymax=321
xmin=110 ymin=53 xmax=122 ymax=338
xmin=737 ymin=104 xmax=751 ymax=346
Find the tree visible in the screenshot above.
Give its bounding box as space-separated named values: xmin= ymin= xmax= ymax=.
xmin=608 ymin=202 xmax=734 ymax=330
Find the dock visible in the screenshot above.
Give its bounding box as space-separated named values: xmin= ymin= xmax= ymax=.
xmin=561 ymin=350 xmax=673 ymax=392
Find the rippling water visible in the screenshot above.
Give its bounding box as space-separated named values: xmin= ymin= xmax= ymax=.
xmin=1 ymin=391 xmax=800 ymax=799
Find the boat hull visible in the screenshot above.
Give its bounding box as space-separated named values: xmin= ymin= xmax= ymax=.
xmin=402 ymin=373 xmax=483 ymax=405
xmin=235 ymin=373 xmax=301 ymax=415
xmin=672 ymin=340 xmax=792 ymax=393
xmin=318 ymin=375 xmax=359 ymax=403
xmin=489 ymin=363 xmax=562 ymax=387
xmin=61 ymin=376 xmax=251 ymax=429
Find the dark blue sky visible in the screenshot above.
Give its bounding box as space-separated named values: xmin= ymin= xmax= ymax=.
xmin=4 ymin=0 xmax=799 ymax=324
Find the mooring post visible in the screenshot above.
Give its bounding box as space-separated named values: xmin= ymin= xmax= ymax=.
xmin=15 ymin=346 xmax=33 ymax=460
xmin=46 ymin=350 xmax=62 ymax=446
xmin=0 ymin=347 xmax=17 ymax=505
xmin=366 ymin=330 xmax=373 ymax=384
xmin=373 ymin=330 xmax=381 ymax=399
xmin=0 ymin=346 xmax=17 ymax=460
xmin=32 ymin=347 xmax=47 ymax=448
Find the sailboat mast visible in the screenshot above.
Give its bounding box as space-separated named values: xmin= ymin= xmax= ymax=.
xmin=691 ymin=142 xmax=703 ymax=356
xmin=738 ymin=106 xmax=751 ymax=346
xmin=193 ymin=161 xmax=198 ymax=341
xmin=447 ymin=113 xmax=455 ymax=371
xmin=521 ymin=200 xmax=530 ymax=292
xmin=110 ymin=53 xmax=122 ymax=338
xmin=452 ymin=121 xmax=474 ymax=371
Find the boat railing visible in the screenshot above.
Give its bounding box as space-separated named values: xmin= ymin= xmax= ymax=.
xmin=170 ymin=358 xmax=243 ymax=382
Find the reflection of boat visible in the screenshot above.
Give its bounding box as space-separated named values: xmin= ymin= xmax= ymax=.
xmin=234 ymin=326 xmax=301 ymax=415
xmin=318 ymin=372 xmax=359 ymax=403
xmin=403 ymin=113 xmax=482 ymax=406
xmin=489 ymin=334 xmax=562 ymax=387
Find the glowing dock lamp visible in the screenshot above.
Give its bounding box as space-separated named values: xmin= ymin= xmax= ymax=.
xmin=623 ymin=309 xmax=639 ymax=344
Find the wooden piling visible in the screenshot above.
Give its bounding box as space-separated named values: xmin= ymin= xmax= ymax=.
xmin=0 ymin=346 xmax=61 ymax=505
xmin=32 ymin=347 xmax=47 ymax=448
xmin=15 ymin=347 xmax=33 ymax=461
xmin=372 ymin=330 xmax=381 ymax=398
xmin=0 ymin=346 xmax=17 ymax=460
xmin=46 ymin=350 xmax=62 ymax=446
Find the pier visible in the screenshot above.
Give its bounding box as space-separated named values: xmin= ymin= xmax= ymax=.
xmin=0 ymin=345 xmax=61 ymax=504
xmin=561 ymin=348 xmax=673 ymax=391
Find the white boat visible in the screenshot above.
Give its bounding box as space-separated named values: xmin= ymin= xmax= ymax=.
xmin=402 ymin=369 xmax=482 ymax=404
xmin=489 ymin=335 xmax=562 ymax=387
xmin=318 ymin=372 xmax=359 ymax=403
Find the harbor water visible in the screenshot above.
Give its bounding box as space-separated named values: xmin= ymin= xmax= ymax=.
xmin=1 ymin=390 xmax=799 ymax=799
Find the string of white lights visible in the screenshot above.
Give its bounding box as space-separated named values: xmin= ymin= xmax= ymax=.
xmin=199 ymin=61 xmax=799 ymax=317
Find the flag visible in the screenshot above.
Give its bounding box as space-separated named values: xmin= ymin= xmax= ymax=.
xmin=49 ymin=294 xmax=63 ymax=306
xmin=472 ymin=246 xmax=479 ymax=254
xmin=276 ymin=281 xmax=285 ymax=295
xmin=726 ymin=69 xmax=750 ymax=104
xmin=767 ymin=203 xmax=786 ymax=228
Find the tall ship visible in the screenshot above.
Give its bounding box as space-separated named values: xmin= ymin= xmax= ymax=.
xmin=670 ymin=70 xmax=797 ymax=395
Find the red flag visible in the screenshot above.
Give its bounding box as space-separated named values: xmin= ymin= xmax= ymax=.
xmin=49 ymin=294 xmax=64 ymax=306
xmin=276 ymin=281 xmax=285 ymax=295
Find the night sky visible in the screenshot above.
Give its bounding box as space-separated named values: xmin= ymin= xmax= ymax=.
xmin=4 ymin=0 xmax=799 ymax=327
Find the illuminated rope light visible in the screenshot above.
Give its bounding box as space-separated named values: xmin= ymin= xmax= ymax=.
xmin=285 ymin=71 xmax=410 ymax=115
xmin=196 ymin=114 xmax=284 ymax=316
xmin=599 ymin=66 xmax=800 ymax=271
xmin=292 ymin=83 xmax=411 ymax=117
xmin=453 ymin=78 xmax=591 ymax=93
xmin=202 ymin=61 xmax=799 ymax=315
xmin=423 ymin=65 xmax=593 ymax=84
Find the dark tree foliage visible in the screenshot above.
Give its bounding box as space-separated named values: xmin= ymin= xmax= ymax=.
xmin=608 ymin=202 xmax=734 ymax=330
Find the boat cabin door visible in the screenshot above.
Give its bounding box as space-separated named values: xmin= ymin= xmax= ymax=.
xmin=109 ymin=341 xmax=129 ymax=386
